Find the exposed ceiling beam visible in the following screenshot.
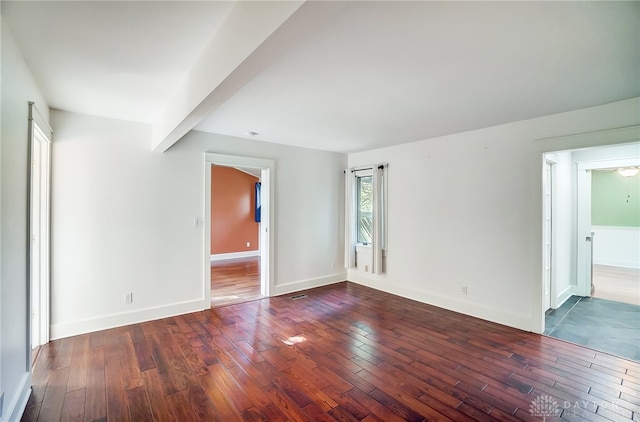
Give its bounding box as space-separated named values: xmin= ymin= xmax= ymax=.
xmin=151 ymin=0 xmax=304 ymax=152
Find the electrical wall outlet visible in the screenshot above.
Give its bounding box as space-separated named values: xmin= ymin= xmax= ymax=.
xmin=364 ymin=264 xmax=369 ymax=272
xmin=246 ymin=241 xmax=251 ymax=248
xmin=125 ymin=293 xmax=133 ymax=304
xmin=461 ymin=286 xmax=468 ymax=295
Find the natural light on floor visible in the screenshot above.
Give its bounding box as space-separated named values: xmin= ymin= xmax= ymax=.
xmin=282 ymin=335 xmax=307 ymax=345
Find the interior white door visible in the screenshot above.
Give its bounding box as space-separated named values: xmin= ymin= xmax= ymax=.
xmin=543 ymin=161 xmax=553 ymax=311
xmin=30 ymin=121 xmax=51 ymax=348
xmin=30 ymin=137 xmax=42 ymax=348
xmin=259 ymin=168 xmax=270 ymax=297
xmin=576 ymin=166 xmax=593 ymax=297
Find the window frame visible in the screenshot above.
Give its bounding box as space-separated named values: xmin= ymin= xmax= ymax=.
xmin=346 ymin=164 xmax=387 ymax=273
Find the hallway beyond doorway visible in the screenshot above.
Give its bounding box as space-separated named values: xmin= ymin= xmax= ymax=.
xmin=211 ymin=257 xmax=262 ymax=308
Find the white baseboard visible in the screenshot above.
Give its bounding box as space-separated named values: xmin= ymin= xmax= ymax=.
xmin=555 ymin=286 xmax=573 ymax=309
xmin=593 ymin=258 xmax=640 ymax=270
xmin=1 ymin=373 xmax=30 ymax=422
xmin=50 ymin=299 xmax=204 ymax=340
xmin=347 ymin=272 xmax=531 ymax=332
xmin=273 ymin=273 xmax=347 ymax=296
xmin=592 ymin=226 xmax=640 ymax=269
xmin=211 ymin=251 xmax=260 ymax=261
xmin=51 ymin=272 xmax=347 ymax=339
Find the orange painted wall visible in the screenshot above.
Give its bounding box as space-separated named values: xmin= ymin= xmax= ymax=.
xmin=211 ymin=166 xmax=259 ymax=254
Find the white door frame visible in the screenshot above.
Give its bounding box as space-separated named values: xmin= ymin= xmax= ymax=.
xmin=542 ymin=155 xmax=557 ymax=312
xmin=203 ymin=153 xmax=275 ymax=306
xmin=28 ymin=102 xmax=52 ymax=349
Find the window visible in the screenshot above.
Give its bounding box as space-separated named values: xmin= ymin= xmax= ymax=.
xmin=357 ymin=175 xmax=373 ymax=244
xmin=345 ymin=164 xmax=387 ymax=274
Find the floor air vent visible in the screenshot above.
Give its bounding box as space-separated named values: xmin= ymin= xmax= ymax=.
xmin=289 ymin=294 xmax=308 ymax=300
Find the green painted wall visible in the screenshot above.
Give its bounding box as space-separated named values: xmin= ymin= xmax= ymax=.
xmin=592 ymin=170 xmax=640 ymax=227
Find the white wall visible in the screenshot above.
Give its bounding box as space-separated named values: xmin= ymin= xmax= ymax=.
xmin=0 ymin=20 xmax=50 ymax=422
xmin=50 ymin=111 xmax=346 ymax=339
xmin=592 ymin=227 xmax=640 ymax=269
xmin=348 ymin=98 xmax=640 ymax=333
xmin=181 ymin=130 xmax=347 ymax=294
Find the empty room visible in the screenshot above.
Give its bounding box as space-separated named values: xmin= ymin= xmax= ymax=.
xmin=1 ymin=1 xmax=639 ymax=421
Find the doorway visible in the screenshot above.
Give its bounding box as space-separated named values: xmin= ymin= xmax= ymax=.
xmin=542 ymin=144 xmax=640 ymax=361
xmin=210 ymin=165 xmax=262 ymax=307
xmin=203 ymin=153 xmax=274 ymax=308
xmin=590 ymin=166 xmax=640 ymax=307
xmin=576 ymin=156 xmax=640 ymax=300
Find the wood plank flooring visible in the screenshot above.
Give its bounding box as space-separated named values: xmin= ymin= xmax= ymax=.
xmin=593 ymin=265 xmax=640 ymax=306
xmin=211 ymin=257 xmax=262 ymax=308
xmin=23 ymin=282 xmax=640 ymax=421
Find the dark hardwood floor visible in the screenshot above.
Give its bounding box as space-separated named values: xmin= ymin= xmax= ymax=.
xmin=23 ymin=282 xmax=640 ymax=421
xmin=211 ymin=257 xmax=262 ymax=308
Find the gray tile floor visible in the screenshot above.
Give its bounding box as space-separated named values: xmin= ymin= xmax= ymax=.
xmin=545 ymin=295 xmax=640 ymax=362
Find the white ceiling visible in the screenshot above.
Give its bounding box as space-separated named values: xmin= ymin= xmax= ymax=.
xmin=2 ymin=1 xmax=234 ymax=123
xmin=3 ymin=1 xmax=639 ymax=154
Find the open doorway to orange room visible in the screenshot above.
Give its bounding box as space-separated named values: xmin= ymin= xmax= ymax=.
xmin=210 ymin=165 xmax=263 ymax=307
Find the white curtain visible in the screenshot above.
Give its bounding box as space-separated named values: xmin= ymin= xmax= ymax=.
xmin=372 ymin=165 xmax=384 ymax=274
xmin=344 ymin=170 xmax=356 ymax=269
